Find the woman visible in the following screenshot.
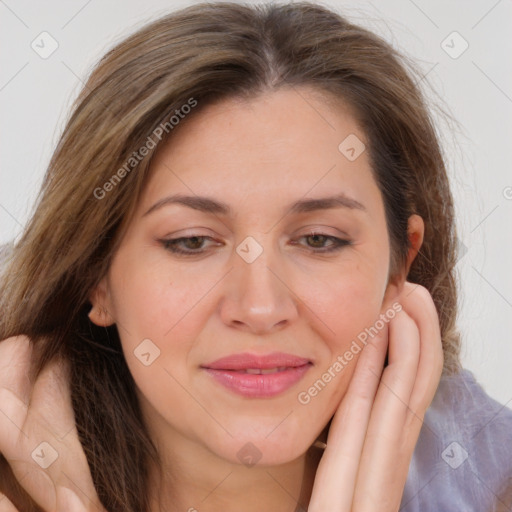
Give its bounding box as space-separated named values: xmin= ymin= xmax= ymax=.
xmin=0 ymin=2 xmax=510 ymax=511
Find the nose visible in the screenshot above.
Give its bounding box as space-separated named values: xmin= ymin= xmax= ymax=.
xmin=219 ymin=241 xmax=299 ymax=335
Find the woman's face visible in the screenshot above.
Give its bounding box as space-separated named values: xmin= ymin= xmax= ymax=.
xmin=91 ymin=87 xmax=396 ymax=466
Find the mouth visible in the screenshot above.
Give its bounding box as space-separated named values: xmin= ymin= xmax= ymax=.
xmin=231 ymin=367 xmax=291 ymax=374
xmin=201 ymin=352 xmax=313 ymax=398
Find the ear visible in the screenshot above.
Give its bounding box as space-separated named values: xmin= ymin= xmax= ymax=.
xmin=88 ymin=276 xmax=116 ymax=327
xmin=404 ymin=214 xmax=424 ymax=276
xmin=382 ymin=214 xmax=424 ymax=307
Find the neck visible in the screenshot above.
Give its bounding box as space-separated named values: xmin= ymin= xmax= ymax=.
xmin=143 ymin=409 xmax=323 ymax=512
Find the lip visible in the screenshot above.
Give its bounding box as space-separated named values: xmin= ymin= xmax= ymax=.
xmin=201 ymin=352 xmax=312 ymax=398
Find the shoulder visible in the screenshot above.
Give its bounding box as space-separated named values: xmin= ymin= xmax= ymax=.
xmin=401 ymin=368 xmax=512 ymax=512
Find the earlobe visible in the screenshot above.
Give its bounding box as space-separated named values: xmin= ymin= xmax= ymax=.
xmin=88 ymin=278 xmax=116 ymax=327
xmin=88 ymin=304 xmax=115 ymax=327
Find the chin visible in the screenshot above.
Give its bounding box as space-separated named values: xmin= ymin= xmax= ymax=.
xmin=207 ymin=426 xmax=316 ymax=468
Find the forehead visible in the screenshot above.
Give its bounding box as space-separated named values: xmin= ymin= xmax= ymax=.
xmin=140 ymin=87 xmax=381 ymax=218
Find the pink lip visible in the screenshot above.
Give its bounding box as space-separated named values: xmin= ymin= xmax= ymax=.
xmin=201 ymin=352 xmax=312 ymax=398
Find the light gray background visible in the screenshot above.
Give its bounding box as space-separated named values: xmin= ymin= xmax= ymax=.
xmin=1 ymin=0 xmax=511 ymax=405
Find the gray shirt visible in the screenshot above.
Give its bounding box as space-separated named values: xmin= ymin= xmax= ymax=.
xmin=402 ymin=369 xmax=512 ymax=511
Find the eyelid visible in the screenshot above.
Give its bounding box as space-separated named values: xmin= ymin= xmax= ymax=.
xmin=160 ymin=227 xmax=218 ymax=238
xmin=158 ymin=225 xmax=350 ymax=243
xmin=294 ymin=225 xmax=352 ymax=239
xmin=157 ymin=231 xmax=352 ymax=257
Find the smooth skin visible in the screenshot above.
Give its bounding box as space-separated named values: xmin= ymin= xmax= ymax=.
xmin=0 ymin=87 xmax=443 ymax=511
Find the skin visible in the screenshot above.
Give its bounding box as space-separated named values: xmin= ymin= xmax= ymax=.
xmin=0 ymin=87 xmax=443 ymax=512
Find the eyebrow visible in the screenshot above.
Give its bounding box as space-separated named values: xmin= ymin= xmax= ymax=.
xmin=143 ymin=192 xmax=367 ymax=217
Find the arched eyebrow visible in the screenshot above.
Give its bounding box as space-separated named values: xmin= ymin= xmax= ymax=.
xmin=143 ymin=193 xmax=367 ymax=217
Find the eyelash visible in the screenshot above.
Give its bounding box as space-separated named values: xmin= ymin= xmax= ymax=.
xmin=158 ymin=233 xmax=351 ymax=256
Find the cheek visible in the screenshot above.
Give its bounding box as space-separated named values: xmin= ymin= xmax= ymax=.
xmin=108 ymin=253 xmax=219 ymax=342
xmin=106 ymin=256 xmax=210 ymax=429
xmin=294 ymin=262 xmax=387 ymax=353
xmin=108 ymin=243 xmax=388 ymax=363
xmin=106 ymin=252 xmax=226 ymax=403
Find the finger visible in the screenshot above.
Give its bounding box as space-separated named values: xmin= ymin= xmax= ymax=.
xmin=308 ymin=323 xmax=388 ymax=512
xmin=1 ymin=356 xmax=103 ymax=512
xmin=0 ymin=336 xmax=33 ymax=405
xmin=0 ymin=387 xmax=29 ymax=452
xmin=0 ymin=376 xmax=61 ymax=512
xmin=0 ymin=493 xmax=19 ymax=512
xmin=28 ymin=356 xmax=75 ymax=440
xmin=0 ymin=358 xmax=73 ymax=465
xmin=0 ymin=336 xmax=33 ymax=450
xmin=353 ymin=284 xmax=444 ymax=511
xmin=353 ymin=308 xmax=420 ymax=509
xmin=368 ymin=306 xmax=421 ymax=436
xmin=56 ymin=487 xmax=92 ymax=512
xmin=400 ymin=283 xmax=444 ymax=417
xmin=23 ymin=361 xmax=101 ymax=511
xmin=28 ymin=360 xmax=101 ymax=509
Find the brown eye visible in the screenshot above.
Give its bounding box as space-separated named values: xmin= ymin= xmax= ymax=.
xmin=306 ymin=234 xmax=329 ymax=248
xmin=159 ymin=236 xmax=218 ymax=255
xmin=292 ymin=233 xmax=351 ymax=253
xmin=181 ymin=236 xmax=205 ymax=249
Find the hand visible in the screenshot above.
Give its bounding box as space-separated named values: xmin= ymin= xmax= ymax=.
xmin=308 ymin=282 xmax=444 ymax=511
xmin=0 ymin=335 xmax=106 ymax=512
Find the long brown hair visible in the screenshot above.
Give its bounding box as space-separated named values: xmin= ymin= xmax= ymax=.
xmin=0 ymin=2 xmax=461 ymax=510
